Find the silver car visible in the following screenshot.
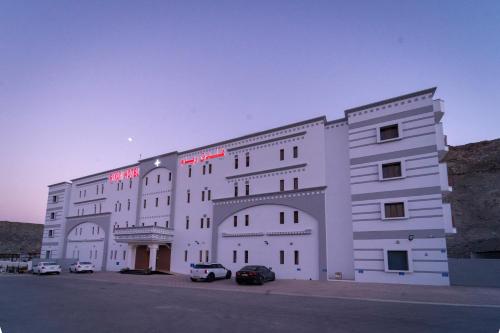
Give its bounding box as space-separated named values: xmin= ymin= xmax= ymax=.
xmin=33 ymin=262 xmax=61 ymax=275
xmin=69 ymin=261 xmax=94 ymax=273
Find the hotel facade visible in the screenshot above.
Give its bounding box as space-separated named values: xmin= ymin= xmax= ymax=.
xmin=42 ymin=88 xmax=455 ymax=285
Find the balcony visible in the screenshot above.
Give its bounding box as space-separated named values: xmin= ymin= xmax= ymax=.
xmin=114 ymin=225 xmax=174 ymax=244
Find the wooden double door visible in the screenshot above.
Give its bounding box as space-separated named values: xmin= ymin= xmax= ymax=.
xmin=134 ymin=245 xmax=171 ymax=271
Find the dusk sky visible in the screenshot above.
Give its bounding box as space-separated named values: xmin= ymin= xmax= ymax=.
xmin=1 ymin=0 xmax=499 ymax=224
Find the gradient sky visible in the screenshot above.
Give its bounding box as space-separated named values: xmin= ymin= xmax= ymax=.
xmin=1 ymin=0 xmax=499 ymax=224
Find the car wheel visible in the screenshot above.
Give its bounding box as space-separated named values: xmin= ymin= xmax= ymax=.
xmin=236 ymin=280 xmax=244 ymax=285
xmin=190 ymin=277 xmax=197 ymax=282
xmin=225 ymin=270 xmax=232 ymax=279
xmin=270 ymin=274 xmax=275 ymax=281
xmin=56 ymin=272 xmax=60 ymax=275
xmin=257 ymin=275 xmax=264 ymax=285
xmin=90 ymin=270 xmax=93 ymax=274
xmin=207 ymin=273 xmax=215 ymax=282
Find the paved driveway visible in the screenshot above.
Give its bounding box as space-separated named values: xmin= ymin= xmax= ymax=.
xmin=0 ymin=273 xmax=499 ymax=333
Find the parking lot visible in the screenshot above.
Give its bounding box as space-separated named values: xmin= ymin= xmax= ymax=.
xmin=1 ymin=272 xmax=499 ymax=333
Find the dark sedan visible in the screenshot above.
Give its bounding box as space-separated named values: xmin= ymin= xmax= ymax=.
xmin=235 ymin=265 xmax=275 ymax=285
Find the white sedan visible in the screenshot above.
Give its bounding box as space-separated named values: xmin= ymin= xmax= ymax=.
xmin=190 ymin=263 xmax=232 ymax=282
xmin=69 ymin=261 xmax=94 ymax=273
xmin=33 ymin=262 xmax=61 ymax=275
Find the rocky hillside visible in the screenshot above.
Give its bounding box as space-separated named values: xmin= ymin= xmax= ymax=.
xmin=0 ymin=221 xmax=43 ymax=255
xmin=445 ymin=138 xmax=500 ymax=258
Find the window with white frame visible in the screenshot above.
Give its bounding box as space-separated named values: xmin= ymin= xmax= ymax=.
xmin=385 ymin=250 xmax=411 ymax=272
xmin=379 ymin=161 xmax=404 ymax=180
xmin=378 ymin=123 xmax=400 ymax=142
xmin=382 ymin=201 xmax=407 ymax=219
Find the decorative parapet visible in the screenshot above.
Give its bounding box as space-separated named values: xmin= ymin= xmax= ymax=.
xmin=222 ymin=232 xmax=264 ymax=238
xmin=113 ymin=226 xmax=174 ymax=243
xmin=221 ymin=229 xmax=312 ymax=238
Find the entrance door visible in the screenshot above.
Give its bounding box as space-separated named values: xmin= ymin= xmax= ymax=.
xmin=135 ymin=245 xmax=149 ymax=269
xmin=156 ymin=245 xmax=171 ymax=272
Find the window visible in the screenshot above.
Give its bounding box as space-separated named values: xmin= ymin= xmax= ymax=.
xmin=209 ymin=164 xmax=212 ymax=174
xmin=48 ymin=230 xmax=54 ymax=238
xmin=280 ymin=212 xmax=284 ymax=224
xmin=188 ymin=166 xmax=192 ymax=177
xmin=96 ymin=185 xmax=99 ymax=195
xmin=127 ymin=199 xmax=130 ymax=211
xmin=280 ymin=250 xmax=284 ymax=265
xmin=294 ymin=211 xmax=299 ymax=224
xmin=234 ymin=183 xmax=238 ymax=197
xmin=94 ymin=204 xmax=97 ymax=214
xmin=233 ymin=216 xmax=238 ymax=227
xmin=201 ymin=191 xmax=205 ymax=202
xmin=294 ymin=250 xmax=299 ymax=265
xmin=384 ymin=202 xmax=406 ymax=219
xmin=99 ymin=203 xmax=102 ymax=213
xmin=186 ymin=217 xmax=190 ymax=229
xmin=92 ymin=226 xmax=95 ymax=235
xmin=120 ymin=182 xmax=123 ymax=190
xmin=244 ymin=250 xmax=249 ymax=264
xmin=82 ymin=208 xmax=84 ymax=215
xmin=293 ymin=146 xmax=298 ymax=158
xmin=119 ymin=202 xmax=122 ymax=211
xmin=169 ymin=172 xmax=172 ymax=181
xmin=280 ymin=179 xmax=285 ymax=192
xmin=207 ymin=190 xmax=211 ymax=201
xmin=280 ymin=148 xmax=284 ymax=161
xmin=123 ymin=250 xmax=126 ymax=260
xmin=387 ymin=250 xmax=409 ymax=271
xmin=207 ymin=217 xmax=211 ymax=228
xmin=381 ymin=162 xmax=403 ymax=179
xmin=84 ymin=190 xmax=86 ymax=197
xmin=293 ymin=177 xmax=298 ymax=190
xmin=102 ymin=183 xmax=105 ymax=193
xmin=157 ymin=174 xmax=160 ymax=183
xmin=187 ymin=190 xmax=191 ymax=203
xmin=52 ymin=195 xmax=57 ymax=203
xmin=128 ymin=180 xmax=131 ymax=189
xmin=245 ymin=182 xmax=250 ymax=196
xmin=154 ymin=221 xmax=157 ymax=226
xmin=79 ymin=191 xmax=82 ymax=198
xmin=233 ymin=250 xmax=237 ymax=263
xmin=379 ymin=124 xmax=400 ymax=141
xmin=184 ymin=250 xmax=188 ymax=262
xmin=145 ymin=177 xmax=149 ymax=186
xmin=143 ymin=199 xmax=146 ymax=209
xmin=205 ymin=250 xmax=209 ymax=263
xmin=203 ymin=165 xmax=206 ymax=175
xmin=200 ymin=218 xmax=204 ymax=228
xmin=234 ymin=155 xmax=239 ymax=169
xmin=77 ymin=208 xmax=80 ymax=216
xmin=50 ymin=212 xmax=55 ymax=220
xmin=45 ymin=250 xmax=50 ymax=259
xmin=245 ymin=214 xmax=249 ymax=226
xmin=167 ymin=195 xmax=171 ymax=206
xmin=117 ymin=182 xmax=120 ymax=191
xmin=245 ymin=153 xmax=250 ymax=167
xmin=199 ymin=250 xmax=203 ymax=262
xmin=155 ymin=197 xmax=159 ymax=207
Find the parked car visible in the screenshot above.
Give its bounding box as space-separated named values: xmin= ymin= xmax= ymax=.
xmin=190 ymin=263 xmax=232 ymax=282
xmin=236 ymin=265 xmax=275 ymax=285
xmin=32 ymin=262 xmax=61 ymax=275
xmin=69 ymin=261 xmax=94 ymax=273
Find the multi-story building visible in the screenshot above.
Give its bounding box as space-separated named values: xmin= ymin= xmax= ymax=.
xmin=41 ymin=87 xmax=455 ymax=285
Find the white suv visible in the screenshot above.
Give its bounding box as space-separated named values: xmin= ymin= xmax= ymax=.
xmin=33 ymin=262 xmax=61 ymax=275
xmin=69 ymin=261 xmax=94 ymax=273
xmin=190 ymin=263 xmax=232 ymax=282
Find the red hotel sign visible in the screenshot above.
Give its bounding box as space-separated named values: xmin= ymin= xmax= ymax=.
xmin=180 ymin=148 xmax=225 ymax=165
xmin=108 ymin=167 xmax=139 ymax=182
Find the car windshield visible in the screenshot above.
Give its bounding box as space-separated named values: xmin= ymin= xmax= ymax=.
xmin=194 ymin=264 xmax=211 ymax=269
xmin=241 ymin=266 xmax=260 ymax=271
xmin=80 ymin=262 xmax=92 ymax=265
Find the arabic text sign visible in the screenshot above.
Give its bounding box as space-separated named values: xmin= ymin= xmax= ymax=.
xmin=108 ymin=167 xmax=140 ymax=182
xmin=180 ymin=148 xmax=225 ymax=165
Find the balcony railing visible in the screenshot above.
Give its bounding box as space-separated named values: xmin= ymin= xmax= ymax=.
xmin=113 ymin=225 xmax=174 ymax=243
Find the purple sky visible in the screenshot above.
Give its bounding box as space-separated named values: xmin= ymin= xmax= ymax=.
xmin=1 ymin=1 xmax=499 ymax=224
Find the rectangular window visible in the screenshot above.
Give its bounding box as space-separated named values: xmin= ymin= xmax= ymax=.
xmin=127 ymin=200 xmax=131 ymax=211
xmin=293 ymin=177 xmax=298 ymax=190
xmin=184 ymin=250 xmax=188 ymax=262
xmin=157 ymin=175 xmax=160 ymax=183
xmin=294 ymin=250 xmax=299 ymax=265
xmin=245 ymin=154 xmax=250 ymax=167
xmin=206 ymin=218 xmax=210 ymax=228
xmin=143 ymin=199 xmax=146 ymax=209
xmin=155 ymin=197 xmax=159 ymax=207
xmin=387 ymin=250 xmax=409 ymax=271
xmin=201 ymin=191 xmax=205 ymax=202
xmin=203 ymin=165 xmax=206 ymax=175
xmin=45 ymin=250 xmax=50 ymax=259
xmin=199 ymin=250 xmax=202 ymax=262
xmin=50 ymin=212 xmax=55 ymax=220
xmin=280 ymin=211 xmax=284 ymax=224
xmin=200 ymin=218 xmax=204 ymax=228
xmin=245 ymin=214 xmax=249 ymax=226
xmin=234 ymin=156 xmax=239 ymax=169
xmin=128 ymin=180 xmax=131 ymax=189
xmin=280 ymin=250 xmax=284 ymax=265
xmin=205 ymin=250 xmax=209 ymax=263
xmin=207 ymin=190 xmax=211 ymax=201
xmin=167 ymin=196 xmax=171 ymax=206
xmin=233 ymin=250 xmax=237 ymax=263
xmin=280 ymin=179 xmax=285 ymax=192
xmin=169 ymin=172 xmax=172 ymax=181
xmin=294 ymin=211 xmax=299 ymax=224
xmin=84 ymin=190 xmax=86 ymax=197
xmin=103 ymin=184 xmax=105 ymax=193
xmin=233 ymin=215 xmax=238 ymax=227
xmin=188 ymin=166 xmax=192 ymax=177
xmin=244 ymin=250 xmax=248 ymax=264
xmin=79 ymin=191 xmax=82 ymax=198
xmin=234 ymin=184 xmax=238 ymax=197
xmin=280 ymin=148 xmax=284 ymax=161
xmin=187 ymin=191 xmax=190 ymax=203
xmin=293 ymin=146 xmax=298 ymax=158
xmin=209 ymin=164 xmax=212 ymax=174
xmin=186 ymin=217 xmax=190 ymax=229
xmin=384 ymin=202 xmax=406 ymax=218
xmin=52 ymin=195 xmax=57 ymax=203
xmin=380 ymin=124 xmax=400 ymax=141
xmin=245 ymin=183 xmax=250 ymax=196
xmin=48 ymin=230 xmax=54 ymax=238
xmin=382 ymin=162 xmax=402 ymax=179
xmin=123 ymin=250 xmax=126 ymax=260
xmin=145 ymin=177 xmax=148 ymax=186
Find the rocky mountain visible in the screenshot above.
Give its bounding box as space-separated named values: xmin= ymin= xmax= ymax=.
xmin=445 ymin=138 xmax=500 ymax=258
xmin=0 ymin=221 xmax=43 ymax=255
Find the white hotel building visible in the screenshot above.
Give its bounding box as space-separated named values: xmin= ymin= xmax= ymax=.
xmin=42 ymin=88 xmax=455 ymax=285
